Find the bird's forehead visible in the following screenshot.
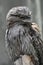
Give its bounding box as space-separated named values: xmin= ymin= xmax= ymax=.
xmin=10 ymin=7 xmax=30 ymax=14
xmin=7 ymin=6 xmax=31 ymax=17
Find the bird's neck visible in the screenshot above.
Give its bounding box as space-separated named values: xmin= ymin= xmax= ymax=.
xmin=7 ymin=20 xmax=22 ymax=29
xmin=7 ymin=20 xmax=32 ymax=29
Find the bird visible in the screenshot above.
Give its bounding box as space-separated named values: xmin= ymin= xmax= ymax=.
xmin=5 ymin=6 xmax=43 ymax=65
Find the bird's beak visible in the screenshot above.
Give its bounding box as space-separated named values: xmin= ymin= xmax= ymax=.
xmin=31 ymin=23 xmax=40 ymax=33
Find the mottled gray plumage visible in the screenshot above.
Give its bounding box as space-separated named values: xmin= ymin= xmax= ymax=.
xmin=5 ymin=6 xmax=43 ymax=65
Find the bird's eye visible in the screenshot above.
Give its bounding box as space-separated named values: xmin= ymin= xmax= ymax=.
xmin=10 ymin=14 xmax=31 ymax=20
xmin=10 ymin=14 xmax=18 ymax=17
xmin=19 ymin=15 xmax=31 ymax=20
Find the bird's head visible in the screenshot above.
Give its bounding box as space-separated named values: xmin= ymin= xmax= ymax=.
xmin=6 ymin=6 xmax=32 ymax=24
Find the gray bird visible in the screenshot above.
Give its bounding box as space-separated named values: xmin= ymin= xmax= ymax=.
xmin=5 ymin=6 xmax=43 ymax=65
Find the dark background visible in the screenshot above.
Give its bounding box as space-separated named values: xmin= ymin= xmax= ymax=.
xmin=0 ymin=0 xmax=43 ymax=65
